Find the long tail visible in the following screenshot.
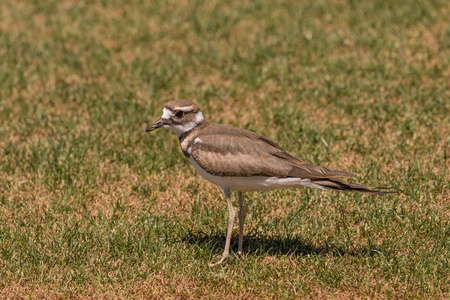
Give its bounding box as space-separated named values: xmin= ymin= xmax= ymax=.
xmin=311 ymin=178 xmax=395 ymax=195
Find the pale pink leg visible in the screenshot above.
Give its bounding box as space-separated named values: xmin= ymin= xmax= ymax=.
xmin=209 ymin=188 xmax=235 ymax=267
xmin=237 ymin=192 xmax=245 ymax=256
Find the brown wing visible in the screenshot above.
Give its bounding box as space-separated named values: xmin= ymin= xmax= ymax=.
xmin=190 ymin=125 xmax=355 ymax=179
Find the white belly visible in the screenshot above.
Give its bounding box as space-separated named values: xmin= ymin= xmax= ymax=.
xmin=187 ymin=156 xmax=325 ymax=192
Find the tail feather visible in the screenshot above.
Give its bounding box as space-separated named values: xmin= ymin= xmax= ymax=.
xmin=311 ymin=178 xmax=395 ymax=195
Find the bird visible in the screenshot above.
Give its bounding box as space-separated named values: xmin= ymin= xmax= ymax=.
xmin=145 ymin=99 xmax=393 ymax=267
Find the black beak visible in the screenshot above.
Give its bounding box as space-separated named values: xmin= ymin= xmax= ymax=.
xmin=145 ymin=119 xmax=170 ymax=132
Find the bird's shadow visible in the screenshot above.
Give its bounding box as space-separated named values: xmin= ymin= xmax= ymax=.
xmin=181 ymin=230 xmax=385 ymax=258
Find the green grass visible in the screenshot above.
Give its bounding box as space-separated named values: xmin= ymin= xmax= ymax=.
xmin=0 ymin=0 xmax=449 ymax=298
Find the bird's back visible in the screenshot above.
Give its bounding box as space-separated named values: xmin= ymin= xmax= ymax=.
xmin=187 ymin=122 xmax=356 ymax=180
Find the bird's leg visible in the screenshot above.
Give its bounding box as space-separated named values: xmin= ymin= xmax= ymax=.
xmin=237 ymin=191 xmax=245 ymax=256
xmin=209 ymin=188 xmax=235 ymax=267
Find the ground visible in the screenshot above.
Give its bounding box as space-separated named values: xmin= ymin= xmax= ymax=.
xmin=0 ymin=0 xmax=449 ymax=298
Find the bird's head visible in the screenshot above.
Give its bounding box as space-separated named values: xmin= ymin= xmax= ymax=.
xmin=145 ymin=100 xmax=205 ymax=137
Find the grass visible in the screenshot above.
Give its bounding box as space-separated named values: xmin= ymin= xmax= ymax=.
xmin=0 ymin=0 xmax=449 ymax=298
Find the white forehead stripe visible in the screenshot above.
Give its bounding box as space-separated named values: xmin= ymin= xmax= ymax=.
xmin=175 ymin=106 xmax=197 ymax=112
xmin=161 ymin=108 xmax=173 ymax=119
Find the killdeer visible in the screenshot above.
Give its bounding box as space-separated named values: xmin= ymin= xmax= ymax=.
xmin=146 ymin=100 xmax=392 ymax=267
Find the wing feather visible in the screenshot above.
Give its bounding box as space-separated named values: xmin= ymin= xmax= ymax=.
xmin=189 ymin=125 xmax=355 ymax=179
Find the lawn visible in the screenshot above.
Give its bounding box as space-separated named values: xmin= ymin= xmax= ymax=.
xmin=0 ymin=0 xmax=449 ymax=298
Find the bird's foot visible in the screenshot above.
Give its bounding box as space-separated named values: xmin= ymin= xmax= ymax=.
xmin=208 ymin=254 xmax=230 ymax=267
xmin=237 ymin=251 xmax=243 ymax=257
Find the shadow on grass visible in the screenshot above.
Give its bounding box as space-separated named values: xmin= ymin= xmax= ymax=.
xmin=181 ymin=231 xmax=385 ymax=258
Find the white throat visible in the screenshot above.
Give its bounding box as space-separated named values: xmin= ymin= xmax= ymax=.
xmin=171 ymin=122 xmax=197 ymax=136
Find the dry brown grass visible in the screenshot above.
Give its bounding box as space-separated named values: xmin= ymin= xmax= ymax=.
xmin=1 ymin=0 xmax=448 ymax=298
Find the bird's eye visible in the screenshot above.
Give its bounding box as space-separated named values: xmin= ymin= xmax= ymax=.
xmin=174 ymin=111 xmax=185 ymax=119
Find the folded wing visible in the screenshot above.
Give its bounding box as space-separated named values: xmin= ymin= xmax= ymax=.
xmin=189 ymin=127 xmax=355 ymax=179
